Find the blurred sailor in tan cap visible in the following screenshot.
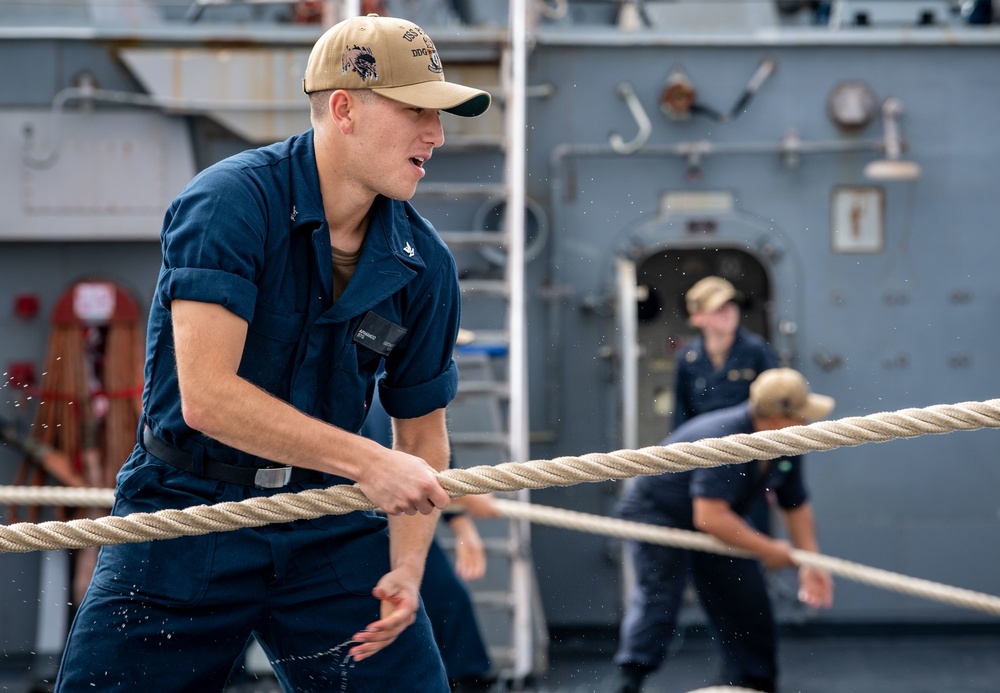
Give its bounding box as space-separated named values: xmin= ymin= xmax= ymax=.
xmin=675 ymin=275 xmax=779 ymax=428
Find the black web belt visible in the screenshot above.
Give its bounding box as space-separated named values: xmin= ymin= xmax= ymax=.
xmin=143 ymin=426 xmax=323 ymax=489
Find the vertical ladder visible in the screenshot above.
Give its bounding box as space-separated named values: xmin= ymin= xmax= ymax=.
xmin=416 ymin=0 xmax=548 ymax=685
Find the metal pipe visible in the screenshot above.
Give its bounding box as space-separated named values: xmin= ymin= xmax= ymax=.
xmin=22 ymin=83 xmax=305 ymax=168
xmin=550 ymin=135 xmax=887 ymax=198
xmin=615 ymin=258 xmax=639 ymax=452
xmin=508 ymin=1 xmax=529 ymax=469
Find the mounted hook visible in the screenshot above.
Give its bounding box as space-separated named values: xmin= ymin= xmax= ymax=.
xmin=609 ymin=82 xmax=652 ymax=155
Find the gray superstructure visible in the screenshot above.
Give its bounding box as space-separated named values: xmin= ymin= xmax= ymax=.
xmin=0 ymin=0 xmax=998 ymax=665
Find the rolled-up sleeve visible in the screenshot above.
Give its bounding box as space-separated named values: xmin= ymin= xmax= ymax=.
xmin=775 ymin=456 xmax=808 ymax=509
xmin=161 ymin=268 xmax=258 ymax=324
xmin=379 ymin=358 xmax=458 ymax=419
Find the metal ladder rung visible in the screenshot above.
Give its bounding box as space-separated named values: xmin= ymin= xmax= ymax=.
xmin=414 ymin=182 xmax=506 ymax=197
xmin=450 ymin=432 xmax=510 ymax=449
xmin=460 ymin=279 xmax=509 ymax=297
xmin=488 ymin=646 xmax=516 ymax=669
xmin=456 ymin=329 xmax=510 ymax=348
xmin=472 ymin=590 xmax=516 ymax=609
xmin=439 ymin=230 xmax=509 ymax=248
xmin=437 ymin=537 xmax=518 ymax=554
xmin=439 ymin=134 xmax=506 ymax=151
xmin=456 ymin=380 xmax=510 ymax=398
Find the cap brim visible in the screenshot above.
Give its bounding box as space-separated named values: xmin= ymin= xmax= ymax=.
xmin=373 ymin=80 xmax=491 ymax=118
xmin=798 ymin=394 xmax=836 ymax=422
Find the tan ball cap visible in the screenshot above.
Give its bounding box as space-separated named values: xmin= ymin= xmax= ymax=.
xmin=685 ymin=276 xmax=738 ymax=315
xmin=303 ymin=13 xmax=492 ymax=118
xmin=750 ymin=368 xmax=836 ymax=422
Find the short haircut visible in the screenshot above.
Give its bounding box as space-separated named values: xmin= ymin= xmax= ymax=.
xmin=308 ymin=88 xmax=378 ymax=122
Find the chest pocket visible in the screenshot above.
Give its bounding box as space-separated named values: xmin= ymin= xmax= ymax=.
xmin=333 ymin=340 xmax=382 ymax=376
xmin=309 ymin=312 xmax=397 ymax=432
xmin=240 ymin=304 xmax=306 ymax=396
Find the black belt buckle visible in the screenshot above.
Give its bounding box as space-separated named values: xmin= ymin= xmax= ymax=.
xmin=254 ymin=466 xmax=293 ymax=489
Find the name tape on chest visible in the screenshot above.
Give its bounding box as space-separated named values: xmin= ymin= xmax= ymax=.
xmin=353 ymin=311 xmax=407 ymax=356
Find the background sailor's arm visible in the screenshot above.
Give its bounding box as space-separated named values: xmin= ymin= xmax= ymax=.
xmin=782 ymin=502 xmax=834 ymax=608
xmin=692 ymin=495 xmax=795 ymax=570
xmin=447 ymin=512 xmax=487 ymax=581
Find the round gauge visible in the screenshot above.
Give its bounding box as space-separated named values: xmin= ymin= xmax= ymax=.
xmin=826 ymin=81 xmax=878 ymax=131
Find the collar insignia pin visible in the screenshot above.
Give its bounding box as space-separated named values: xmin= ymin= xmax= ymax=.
xmin=403 ymin=242 xmax=415 ymax=258
xmin=290 ymin=205 xmax=298 ymax=222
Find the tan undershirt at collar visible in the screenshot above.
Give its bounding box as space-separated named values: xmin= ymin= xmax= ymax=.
xmin=331 ymin=245 xmax=363 ymax=302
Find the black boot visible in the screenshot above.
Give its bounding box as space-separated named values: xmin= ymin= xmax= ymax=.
xmin=713 ymin=673 xmax=775 ymax=692
xmin=449 ymin=674 xmax=496 ymax=693
xmin=734 ymin=676 xmax=775 ymax=692
xmin=600 ymin=663 xmax=651 ymax=693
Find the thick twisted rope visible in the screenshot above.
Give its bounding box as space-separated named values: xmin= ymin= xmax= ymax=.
xmin=440 ymin=399 xmax=1000 ymax=494
xmin=6 ymin=486 xmax=997 ymax=617
xmin=0 ymin=399 xmax=998 ymax=555
xmin=490 ymin=499 xmax=1000 ymax=617
xmin=0 ymin=486 xmax=115 ymax=508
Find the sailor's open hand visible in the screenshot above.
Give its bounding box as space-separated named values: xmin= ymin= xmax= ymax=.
xmin=349 ymin=567 xmax=421 ymax=661
xmin=798 ymin=565 xmax=834 ymax=609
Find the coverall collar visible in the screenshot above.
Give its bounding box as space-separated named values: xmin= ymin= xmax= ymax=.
xmin=291 ymin=131 xmax=427 ymax=321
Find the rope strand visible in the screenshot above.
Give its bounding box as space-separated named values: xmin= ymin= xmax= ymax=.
xmin=489 ymin=499 xmax=1000 ymax=617
xmin=1 ymin=399 xmax=998 ymax=553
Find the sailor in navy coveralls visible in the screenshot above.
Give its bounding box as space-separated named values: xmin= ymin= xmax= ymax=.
xmin=609 ymin=369 xmax=836 ymax=693
xmin=56 ymin=14 xmax=491 ymax=693
xmin=673 ymin=275 xmax=779 ymax=429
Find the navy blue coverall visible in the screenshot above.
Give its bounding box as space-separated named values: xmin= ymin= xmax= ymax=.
xmin=673 ymin=326 xmax=777 ymax=429
xmin=614 ymin=403 xmax=808 ymax=693
xmin=55 ymin=131 xmax=460 ymax=693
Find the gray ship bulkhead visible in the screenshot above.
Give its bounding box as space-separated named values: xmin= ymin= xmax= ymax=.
xmin=0 ymin=1 xmax=998 ymax=662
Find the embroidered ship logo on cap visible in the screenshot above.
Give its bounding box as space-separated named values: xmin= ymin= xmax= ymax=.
xmin=422 ymin=35 xmax=442 ymax=74
xmin=343 ymin=45 xmax=378 ymax=81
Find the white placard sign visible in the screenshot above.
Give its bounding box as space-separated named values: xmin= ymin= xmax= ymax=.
xmin=73 ymin=283 xmax=117 ymax=322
